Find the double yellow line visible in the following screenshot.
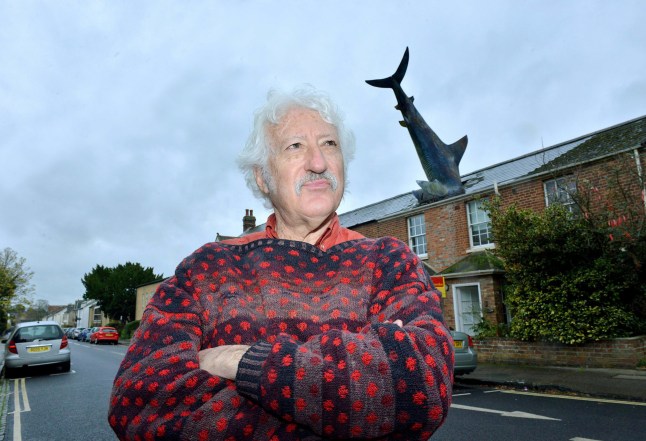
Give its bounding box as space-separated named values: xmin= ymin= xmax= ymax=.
xmin=11 ymin=378 xmax=30 ymax=441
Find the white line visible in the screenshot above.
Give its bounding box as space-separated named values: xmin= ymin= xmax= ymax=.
xmin=500 ymin=389 xmax=646 ymax=406
xmin=451 ymin=403 xmax=561 ymax=420
xmin=484 ymin=390 xmax=502 ymax=394
xmin=452 ymin=393 xmax=472 ymax=397
xmin=570 ymin=438 xmax=603 ymax=441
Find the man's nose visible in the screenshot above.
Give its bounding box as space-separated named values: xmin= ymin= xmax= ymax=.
xmin=306 ymin=145 xmax=328 ymax=173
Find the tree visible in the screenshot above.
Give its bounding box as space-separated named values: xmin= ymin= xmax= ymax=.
xmin=0 ymin=248 xmax=35 ymax=325
xmin=82 ymin=262 xmax=162 ymax=322
xmin=22 ymin=299 xmax=50 ymax=322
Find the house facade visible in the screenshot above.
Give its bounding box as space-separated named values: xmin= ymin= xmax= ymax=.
xmin=135 ymin=279 xmax=165 ymax=321
xmin=339 ymin=116 xmax=646 ymax=335
xmin=45 ymin=299 xmax=111 ymax=328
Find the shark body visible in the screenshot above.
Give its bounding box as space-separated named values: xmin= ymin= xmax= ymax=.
xmin=366 ymin=47 xmax=468 ymax=203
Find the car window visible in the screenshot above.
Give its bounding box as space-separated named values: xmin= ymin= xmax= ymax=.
xmin=14 ymin=325 xmax=62 ymax=343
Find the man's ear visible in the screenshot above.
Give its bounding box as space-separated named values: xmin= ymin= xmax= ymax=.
xmin=254 ymin=167 xmax=270 ymax=194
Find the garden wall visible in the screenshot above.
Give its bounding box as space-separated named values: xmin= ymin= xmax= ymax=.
xmin=474 ymin=335 xmax=646 ymax=369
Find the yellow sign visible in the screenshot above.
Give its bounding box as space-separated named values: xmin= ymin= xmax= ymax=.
xmin=431 ymin=276 xmax=446 ymax=298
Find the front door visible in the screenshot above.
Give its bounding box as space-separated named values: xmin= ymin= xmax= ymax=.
xmin=453 ymin=284 xmax=482 ymax=336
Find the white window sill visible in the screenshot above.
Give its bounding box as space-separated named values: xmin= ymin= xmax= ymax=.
xmin=466 ymin=243 xmax=495 ymax=253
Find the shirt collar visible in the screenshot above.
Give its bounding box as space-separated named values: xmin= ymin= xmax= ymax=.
xmin=264 ymin=212 xmax=349 ymax=250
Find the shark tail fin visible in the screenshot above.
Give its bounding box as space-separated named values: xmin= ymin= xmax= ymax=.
xmin=365 ymin=47 xmax=409 ymax=89
xmin=449 ymin=135 xmax=469 ymax=165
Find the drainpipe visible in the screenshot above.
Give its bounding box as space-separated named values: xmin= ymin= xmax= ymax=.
xmin=635 ymin=148 xmax=646 ymax=214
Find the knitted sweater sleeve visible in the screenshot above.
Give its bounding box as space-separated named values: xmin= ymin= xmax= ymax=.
xmin=235 ymin=237 xmax=454 ymax=440
xmin=108 ymin=257 xmax=241 ymax=440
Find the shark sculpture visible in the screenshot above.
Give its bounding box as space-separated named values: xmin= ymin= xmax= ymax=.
xmin=366 ymin=47 xmax=468 ymax=203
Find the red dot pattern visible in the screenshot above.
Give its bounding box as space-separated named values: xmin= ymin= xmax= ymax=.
xmin=109 ymin=237 xmax=454 ymax=440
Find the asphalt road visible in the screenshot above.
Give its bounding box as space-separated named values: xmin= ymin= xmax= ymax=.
xmin=3 ymin=339 xmax=124 ymax=441
xmin=1 ymin=342 xmax=644 ymax=440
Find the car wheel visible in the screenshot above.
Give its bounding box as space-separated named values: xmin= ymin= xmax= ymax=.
xmin=60 ymin=361 xmax=71 ymax=372
xmin=3 ymin=366 xmax=15 ymax=379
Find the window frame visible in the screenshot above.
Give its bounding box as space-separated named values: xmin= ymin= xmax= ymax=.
xmin=407 ymin=213 xmax=428 ymax=258
xmin=544 ymin=176 xmax=578 ymax=213
xmin=466 ymin=199 xmax=494 ymax=250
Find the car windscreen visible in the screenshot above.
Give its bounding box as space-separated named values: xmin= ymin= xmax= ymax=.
xmin=13 ymin=325 xmax=63 ymax=343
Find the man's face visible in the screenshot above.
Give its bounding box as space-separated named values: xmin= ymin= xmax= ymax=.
xmin=256 ymin=107 xmax=345 ymax=226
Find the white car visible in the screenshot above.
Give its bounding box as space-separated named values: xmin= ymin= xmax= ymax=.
xmin=451 ymin=330 xmax=477 ymax=375
xmin=2 ymin=321 xmax=71 ymax=377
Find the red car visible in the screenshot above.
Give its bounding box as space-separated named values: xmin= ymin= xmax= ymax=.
xmin=90 ymin=327 xmax=120 ymax=345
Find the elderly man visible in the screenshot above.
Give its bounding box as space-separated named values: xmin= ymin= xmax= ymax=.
xmin=109 ymin=86 xmax=453 ymax=440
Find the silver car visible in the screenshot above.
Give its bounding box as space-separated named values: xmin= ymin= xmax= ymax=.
xmin=2 ymin=321 xmax=71 ymax=377
xmin=451 ymin=330 xmax=477 ymax=375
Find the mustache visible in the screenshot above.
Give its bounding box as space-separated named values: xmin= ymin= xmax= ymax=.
xmin=295 ymin=171 xmax=338 ymax=195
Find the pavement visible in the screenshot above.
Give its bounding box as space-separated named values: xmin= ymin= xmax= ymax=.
xmin=456 ymin=363 xmax=646 ymax=403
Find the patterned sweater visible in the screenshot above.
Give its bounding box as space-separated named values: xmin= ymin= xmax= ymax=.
xmin=109 ymin=236 xmax=454 ymax=440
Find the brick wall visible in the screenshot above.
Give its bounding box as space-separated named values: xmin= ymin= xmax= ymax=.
xmin=474 ymin=335 xmax=646 ymax=369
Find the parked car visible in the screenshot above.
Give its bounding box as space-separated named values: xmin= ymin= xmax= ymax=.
xmin=1 ymin=321 xmax=71 ymax=377
xmin=79 ymin=327 xmax=97 ymax=342
xmin=90 ymin=327 xmax=119 ymax=345
xmin=72 ymin=327 xmax=86 ymax=340
xmin=451 ymin=330 xmax=477 ymax=375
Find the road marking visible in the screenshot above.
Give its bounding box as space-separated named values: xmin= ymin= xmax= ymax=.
xmin=19 ymin=379 xmax=29 ymax=412
xmin=614 ymin=374 xmax=646 ymax=381
xmin=452 ymin=393 xmax=471 ymax=397
xmin=11 ymin=378 xmax=31 ymax=441
xmin=450 ymin=403 xmax=561 ymax=420
xmin=570 ymin=438 xmax=602 ymax=441
xmin=500 ymin=389 xmax=646 ymax=406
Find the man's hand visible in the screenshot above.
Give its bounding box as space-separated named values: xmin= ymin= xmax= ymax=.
xmin=198 ymin=345 xmax=251 ymax=380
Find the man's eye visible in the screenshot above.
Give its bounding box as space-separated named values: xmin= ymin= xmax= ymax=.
xmin=287 ymin=142 xmax=302 ymax=150
xmin=324 ymin=140 xmax=338 ymax=147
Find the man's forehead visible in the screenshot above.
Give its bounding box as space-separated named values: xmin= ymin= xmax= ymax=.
xmin=270 ymin=108 xmax=335 ymax=137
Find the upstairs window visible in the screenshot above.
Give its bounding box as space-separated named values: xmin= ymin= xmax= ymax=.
xmin=466 ymin=200 xmax=493 ymax=248
xmin=544 ymin=176 xmax=578 ymax=213
xmin=407 ymin=214 xmax=427 ymax=257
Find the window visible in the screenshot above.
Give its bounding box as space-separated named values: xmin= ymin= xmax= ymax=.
xmin=407 ymin=214 xmax=427 ymax=257
xmin=466 ymin=200 xmax=493 ymax=248
xmin=544 ymin=176 xmax=578 ymax=213
xmin=93 ymin=307 xmax=102 ymax=325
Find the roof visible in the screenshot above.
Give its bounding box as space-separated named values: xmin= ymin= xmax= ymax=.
xmin=340 ymin=115 xmax=646 ymax=228
xmin=440 ymin=251 xmax=505 ymax=277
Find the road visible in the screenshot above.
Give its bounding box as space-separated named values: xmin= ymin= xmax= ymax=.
xmin=1 ymin=341 xmax=644 ymax=440
xmin=435 ymin=381 xmax=646 ymax=440
xmin=2 ymin=339 xmax=124 ymax=441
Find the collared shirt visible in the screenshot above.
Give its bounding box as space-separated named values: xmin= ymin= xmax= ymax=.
xmin=221 ymin=213 xmax=364 ymax=250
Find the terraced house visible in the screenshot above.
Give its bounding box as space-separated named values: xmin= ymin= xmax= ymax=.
xmin=339 ymin=115 xmax=646 ymax=335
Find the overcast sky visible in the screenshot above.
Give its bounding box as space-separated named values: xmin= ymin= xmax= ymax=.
xmin=1 ymin=1 xmax=645 ymax=307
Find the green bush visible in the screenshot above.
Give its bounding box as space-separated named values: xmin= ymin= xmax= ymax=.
xmin=121 ymin=320 xmax=141 ymax=339
xmin=106 ymin=321 xmax=124 ymax=332
xmin=472 ymin=317 xmax=509 ymax=339
xmin=487 ymin=199 xmax=641 ymax=344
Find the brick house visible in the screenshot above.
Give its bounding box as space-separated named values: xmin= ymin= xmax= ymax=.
xmin=339 ymin=115 xmax=646 ymax=336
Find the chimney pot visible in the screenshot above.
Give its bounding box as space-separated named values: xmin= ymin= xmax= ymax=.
xmin=243 ymin=208 xmax=257 ymax=233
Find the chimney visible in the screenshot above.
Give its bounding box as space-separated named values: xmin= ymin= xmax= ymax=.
xmin=243 ymin=209 xmax=256 ymax=232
